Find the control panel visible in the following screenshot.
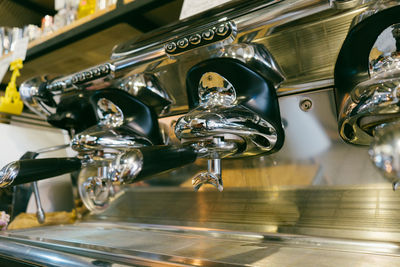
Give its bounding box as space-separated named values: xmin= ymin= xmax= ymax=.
xmin=164 ymin=21 xmax=236 ymax=56
xmin=46 ymin=63 xmax=113 ymax=91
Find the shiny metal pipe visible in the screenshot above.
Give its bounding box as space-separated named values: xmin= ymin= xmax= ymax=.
xmin=111 ymin=0 xmax=331 ymax=73
xmin=0 ymin=238 xmax=126 ymax=267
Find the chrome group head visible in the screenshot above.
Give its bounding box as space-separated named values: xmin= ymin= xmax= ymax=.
xmin=335 ymin=2 xmax=400 ymax=187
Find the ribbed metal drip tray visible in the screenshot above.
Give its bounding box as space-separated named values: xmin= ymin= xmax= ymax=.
xmin=2 ymin=222 xmax=400 ymax=266
xmin=88 ymin=186 xmax=400 ymax=242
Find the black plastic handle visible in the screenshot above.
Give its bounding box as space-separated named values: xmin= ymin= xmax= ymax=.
xmin=335 ymin=5 xmax=400 ymax=110
xmin=1 ymin=158 xmax=82 ymax=187
xmin=89 ymin=89 xmax=163 ymax=145
xmin=135 ymin=145 xmax=197 ymax=182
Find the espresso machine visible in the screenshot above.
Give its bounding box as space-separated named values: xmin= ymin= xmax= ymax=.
xmin=1 ymin=0 xmax=400 ymax=266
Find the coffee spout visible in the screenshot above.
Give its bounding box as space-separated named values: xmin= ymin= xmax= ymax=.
xmin=193 ymin=158 xmax=223 ymax=192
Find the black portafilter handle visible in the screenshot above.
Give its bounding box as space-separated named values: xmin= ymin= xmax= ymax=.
xmin=0 ymin=146 xmax=197 ymax=188
xmin=116 ymin=145 xmax=198 ymax=183
xmin=0 ymin=158 xmax=82 ymax=188
xmin=137 ymin=145 xmax=197 ymax=180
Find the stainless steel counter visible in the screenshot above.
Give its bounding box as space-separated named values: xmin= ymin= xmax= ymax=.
xmin=1 ymin=185 xmax=400 ymax=266
xmin=2 ymin=218 xmax=400 ymax=267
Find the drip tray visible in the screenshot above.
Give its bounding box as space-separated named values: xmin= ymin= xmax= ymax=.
xmin=1 ymin=222 xmax=400 ymax=266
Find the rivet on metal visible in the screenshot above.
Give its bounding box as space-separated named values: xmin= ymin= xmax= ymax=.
xmin=300 ymin=98 xmax=313 ymax=112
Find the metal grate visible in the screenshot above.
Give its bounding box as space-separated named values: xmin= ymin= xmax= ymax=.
xmin=89 ymin=186 xmax=400 ymax=242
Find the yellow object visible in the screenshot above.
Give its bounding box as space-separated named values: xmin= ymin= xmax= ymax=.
xmin=8 ymin=210 xmax=77 ymax=230
xmin=0 ymin=59 xmax=24 ymax=115
xmin=77 ymin=0 xmax=97 ymax=19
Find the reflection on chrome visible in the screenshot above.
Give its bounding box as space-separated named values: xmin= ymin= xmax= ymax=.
xmin=71 ymin=97 xmax=153 ymax=212
xmin=175 ymin=66 xmax=282 ymax=191
xmin=369 ymin=122 xmax=400 ymax=187
xmin=0 ymin=162 xmax=19 ymax=188
xmin=350 ymin=0 xmax=400 ymax=29
xmin=117 ymin=73 xmax=172 ymax=116
xmin=96 ymin=98 xmax=124 ymax=128
xmin=338 ymin=23 xmax=400 ymax=145
xmin=336 ymin=17 xmax=400 ymax=188
xmin=192 ymin=150 xmax=224 ymax=192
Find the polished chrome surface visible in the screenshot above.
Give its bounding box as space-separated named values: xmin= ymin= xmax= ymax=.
xmin=32 ymin=181 xmax=45 ymax=224
xmin=78 ymin=166 xmax=122 ymax=214
xmin=5 ymin=90 xmax=389 ymax=266
xmin=369 ymin=122 xmax=400 ymax=186
xmin=19 ymin=0 xmax=370 ymax=117
xmin=46 ymin=63 xmax=116 ymax=94
xmin=67 ymin=95 xmax=153 ymax=212
xmin=112 ymin=1 xmax=363 ymax=115
xmin=116 ymin=73 xmax=172 ymax=115
xmin=369 ymin=26 xmax=400 ymax=76
xmin=174 ymin=45 xmax=283 ymax=156
xmin=72 ymin=123 xmax=150 ymax=212
xmin=75 ymin=89 xmax=386 ymax=238
xmin=19 ymin=76 xmax=53 ymax=118
xmin=198 ymin=72 xmax=236 ymax=106
xmin=71 ymin=125 xmax=151 ymax=153
xmin=174 ymin=49 xmax=282 ymax=191
xmin=175 ymin=106 xmax=278 ymax=156
xmin=163 ymin=21 xmax=238 ymax=58
xmin=154 ymin=88 xmax=384 ymax=188
xmin=0 ymin=235 xmax=130 ymax=266
xmin=0 ymin=161 xmax=19 ymax=188
xmin=221 ymin=43 xmax=285 ymax=86
xmin=331 ymin=0 xmax=366 ymax=10
xmin=80 ymin=173 xmax=114 ymax=213
xmin=3 ymin=219 xmax=400 ymax=266
xmin=338 ymin=22 xmax=400 ymax=145
xmin=350 ymin=0 xmax=399 ymax=29
xmin=96 ymin=98 xmax=124 ymax=128
xmin=112 ymin=0 xmax=325 ymax=59
xmin=110 ymin=149 xmax=143 ymax=184
xmin=91 ymin=185 xmax=400 ymax=242
xmin=192 ymin=154 xmax=223 ymax=191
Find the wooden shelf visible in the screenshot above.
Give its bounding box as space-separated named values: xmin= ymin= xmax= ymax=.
xmin=0 ymin=0 xmax=181 ymax=85
xmin=27 ymin=4 xmax=118 ymax=50
xmin=25 ymin=0 xmax=175 ymax=62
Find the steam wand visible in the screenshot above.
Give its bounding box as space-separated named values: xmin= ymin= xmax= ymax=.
xmin=17 ymin=144 xmax=70 ymax=224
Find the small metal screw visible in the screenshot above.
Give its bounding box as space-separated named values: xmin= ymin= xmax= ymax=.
xmin=300 ymin=98 xmax=313 ymax=112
